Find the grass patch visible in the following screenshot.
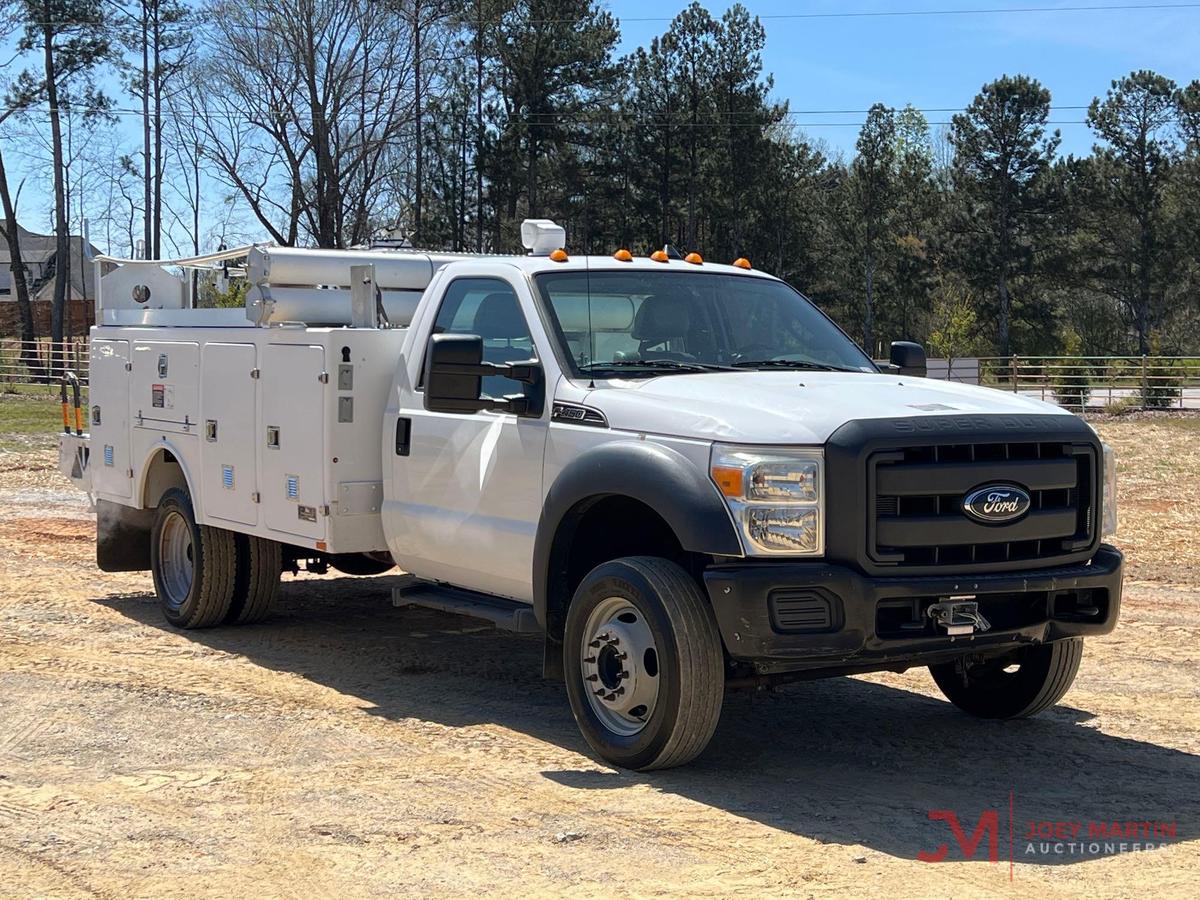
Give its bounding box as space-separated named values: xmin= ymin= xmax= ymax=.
xmin=0 ymin=387 xmax=73 ymax=450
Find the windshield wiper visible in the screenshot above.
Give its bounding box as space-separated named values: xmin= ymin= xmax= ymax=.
xmin=730 ymin=359 xmax=859 ymax=372
xmin=579 ymin=359 xmax=736 ymax=375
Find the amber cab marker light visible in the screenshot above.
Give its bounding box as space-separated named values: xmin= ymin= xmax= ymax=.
xmin=549 ymin=248 xmax=569 ymax=262
xmin=685 ymin=252 xmax=703 ymax=265
xmin=733 ymin=257 xmax=752 ymax=270
xmin=650 ymin=249 xmax=669 ymax=263
xmin=711 ymin=465 xmax=743 ymax=498
xmin=613 ymin=248 xmax=633 ymax=262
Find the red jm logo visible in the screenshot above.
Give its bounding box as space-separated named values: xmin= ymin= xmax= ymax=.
xmin=918 ymin=810 xmax=1001 ymax=863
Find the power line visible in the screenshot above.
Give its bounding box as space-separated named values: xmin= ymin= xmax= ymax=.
xmin=617 ymin=2 xmax=1200 ymax=22
xmin=0 ymin=102 xmax=1095 ymax=123
xmin=14 ymin=1 xmax=1200 ymax=27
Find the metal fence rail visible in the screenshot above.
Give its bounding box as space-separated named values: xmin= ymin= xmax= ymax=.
xmin=1 ymin=340 xmax=1197 ymax=411
xmin=977 ymin=356 xmax=1200 ymax=410
xmin=0 ymin=339 xmax=90 ymax=386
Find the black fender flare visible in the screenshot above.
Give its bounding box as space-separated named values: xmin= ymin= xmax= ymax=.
xmin=532 ymin=439 xmax=743 ymax=638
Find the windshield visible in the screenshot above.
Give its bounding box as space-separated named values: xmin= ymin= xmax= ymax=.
xmin=534 ymin=270 xmax=876 ymax=377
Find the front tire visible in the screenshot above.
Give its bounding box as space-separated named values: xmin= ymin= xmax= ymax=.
xmin=563 ymin=556 xmax=724 ymax=771
xmin=929 ymin=638 xmax=1084 ymax=719
xmin=150 ymin=488 xmax=236 ymax=629
xmin=328 ymin=552 xmax=395 ymax=577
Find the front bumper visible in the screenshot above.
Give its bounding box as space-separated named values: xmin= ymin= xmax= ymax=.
xmin=703 ymin=545 xmax=1123 ymax=674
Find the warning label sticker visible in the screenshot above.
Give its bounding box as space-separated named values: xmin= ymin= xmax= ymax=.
xmin=151 ymin=384 xmax=175 ymax=409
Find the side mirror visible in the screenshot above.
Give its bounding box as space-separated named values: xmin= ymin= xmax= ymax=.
xmin=424 ymin=333 xmax=543 ymax=416
xmin=426 ymin=334 xmax=485 ymax=413
xmin=889 ymin=341 xmax=927 ymax=378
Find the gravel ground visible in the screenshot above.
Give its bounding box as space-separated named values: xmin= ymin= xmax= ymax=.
xmin=0 ymin=420 xmax=1197 ymax=898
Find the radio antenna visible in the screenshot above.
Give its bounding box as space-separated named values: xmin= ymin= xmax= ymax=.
xmin=585 ymin=254 xmax=595 ymax=389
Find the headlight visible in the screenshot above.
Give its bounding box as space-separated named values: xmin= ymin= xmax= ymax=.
xmin=711 ymin=445 xmax=824 ymax=556
xmin=1102 ymin=442 xmax=1117 ymax=538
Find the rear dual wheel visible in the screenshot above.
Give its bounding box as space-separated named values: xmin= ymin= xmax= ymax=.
xmin=151 ymin=488 xmax=280 ymax=628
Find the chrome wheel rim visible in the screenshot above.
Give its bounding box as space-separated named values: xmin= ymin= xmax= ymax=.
xmin=580 ymin=596 xmax=660 ymax=737
xmin=158 ymin=511 xmax=194 ymax=611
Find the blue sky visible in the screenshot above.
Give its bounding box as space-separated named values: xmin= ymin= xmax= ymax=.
xmin=607 ymin=0 xmax=1200 ymax=158
xmin=5 ymin=1 xmax=1199 ymax=249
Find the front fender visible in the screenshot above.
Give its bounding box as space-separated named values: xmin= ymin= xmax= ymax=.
xmin=532 ymin=440 xmax=742 ymax=630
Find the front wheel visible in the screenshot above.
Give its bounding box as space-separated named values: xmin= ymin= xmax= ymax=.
xmin=328 ymin=552 xmax=395 ymax=577
xmin=563 ymin=556 xmax=724 ymax=771
xmin=929 ymin=638 xmax=1083 ymax=719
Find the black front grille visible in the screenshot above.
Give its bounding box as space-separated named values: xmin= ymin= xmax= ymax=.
xmin=868 ymin=440 xmax=1097 ymax=569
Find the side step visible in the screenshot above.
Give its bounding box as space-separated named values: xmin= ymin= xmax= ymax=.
xmin=392 ymin=581 xmax=541 ymax=634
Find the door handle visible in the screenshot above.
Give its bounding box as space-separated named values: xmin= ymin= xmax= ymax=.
xmin=395 ymin=417 xmax=411 ymax=456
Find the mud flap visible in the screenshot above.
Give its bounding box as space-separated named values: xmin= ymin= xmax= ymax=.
xmin=96 ymin=500 xmax=155 ymax=572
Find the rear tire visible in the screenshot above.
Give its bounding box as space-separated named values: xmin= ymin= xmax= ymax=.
xmin=150 ymin=488 xmax=236 ymax=629
xmin=563 ymin=556 xmax=724 ymax=771
xmin=226 ymin=534 xmax=281 ymax=625
xmin=929 ymin=638 xmax=1083 ymax=719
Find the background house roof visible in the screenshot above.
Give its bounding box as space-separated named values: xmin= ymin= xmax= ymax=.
xmin=0 ymin=220 xmax=103 ymax=302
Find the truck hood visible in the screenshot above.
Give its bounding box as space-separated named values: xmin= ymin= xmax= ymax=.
xmin=581 ymin=372 xmax=1072 ymax=444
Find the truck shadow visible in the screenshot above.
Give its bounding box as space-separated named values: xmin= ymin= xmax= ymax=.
xmin=98 ymin=575 xmax=1198 ymax=866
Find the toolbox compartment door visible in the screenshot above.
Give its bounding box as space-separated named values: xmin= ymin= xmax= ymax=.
xmin=90 ymin=339 xmax=132 ymax=499
xmin=130 ymin=340 xmax=199 ymax=434
xmin=261 ymin=343 xmax=327 ymax=541
xmin=201 ymin=342 xmax=258 ymax=526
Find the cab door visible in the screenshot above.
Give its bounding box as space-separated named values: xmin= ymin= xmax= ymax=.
xmin=383 ymin=270 xmax=550 ymax=602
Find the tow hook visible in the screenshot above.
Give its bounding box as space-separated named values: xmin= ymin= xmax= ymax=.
xmin=927 ymin=595 xmax=991 ymax=636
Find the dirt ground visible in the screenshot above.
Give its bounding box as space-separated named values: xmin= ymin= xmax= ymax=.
xmin=0 ymin=416 xmax=1197 ymax=898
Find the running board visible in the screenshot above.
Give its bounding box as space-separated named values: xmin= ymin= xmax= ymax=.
xmin=391 ymin=581 xmax=541 ymax=634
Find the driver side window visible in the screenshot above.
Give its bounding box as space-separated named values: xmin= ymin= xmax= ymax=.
xmin=430 ymin=278 xmax=534 ymax=398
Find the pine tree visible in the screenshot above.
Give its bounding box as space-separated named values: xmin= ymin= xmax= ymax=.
xmin=486 ymin=0 xmax=619 ymax=248
xmin=949 ymin=75 xmax=1059 ymax=356
xmin=1084 ymin=71 xmax=1181 ymax=354
xmin=846 ymin=104 xmax=897 ymax=354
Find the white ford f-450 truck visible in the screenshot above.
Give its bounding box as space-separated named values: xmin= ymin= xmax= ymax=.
xmin=59 ymin=220 xmax=1122 ymax=770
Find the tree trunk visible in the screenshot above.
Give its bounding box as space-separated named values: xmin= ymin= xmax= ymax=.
xmin=413 ymin=1 xmax=423 ymax=246
xmin=997 ymin=270 xmax=1011 ymax=357
xmin=42 ymin=12 xmax=69 ymax=367
xmin=141 ymin=4 xmax=152 ymax=257
xmin=191 ymin=138 xmax=200 ymax=304
xmin=152 ymin=2 xmax=164 ymax=259
xmin=0 ymin=147 xmax=42 ymax=378
xmin=474 ymin=6 xmax=484 ymax=252
xmin=863 ymin=249 xmax=875 ymax=354
xmin=526 ymin=129 xmax=539 ymax=218
xmin=1137 ymin=211 xmax=1153 ymax=355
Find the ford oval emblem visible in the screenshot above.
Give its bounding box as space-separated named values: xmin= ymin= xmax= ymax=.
xmin=963 ymin=484 xmax=1032 ymax=524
